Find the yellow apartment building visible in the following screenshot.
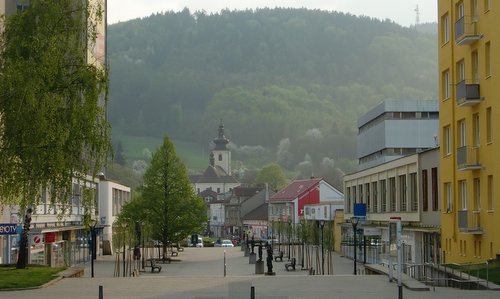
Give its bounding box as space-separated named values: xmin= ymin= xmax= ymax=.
xmin=438 ymin=0 xmax=499 ymax=263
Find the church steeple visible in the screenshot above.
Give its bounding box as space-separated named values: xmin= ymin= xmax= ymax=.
xmin=213 ymin=119 xmax=229 ymax=150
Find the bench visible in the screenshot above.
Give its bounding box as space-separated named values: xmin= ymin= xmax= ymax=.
xmin=171 ymin=251 xmax=179 ymax=257
xmin=274 ymin=251 xmax=284 ymax=262
xmin=285 ymin=258 xmax=296 ymax=271
xmin=150 ymin=259 xmax=162 ymax=273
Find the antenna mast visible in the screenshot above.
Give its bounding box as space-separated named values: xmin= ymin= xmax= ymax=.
xmin=415 ymin=5 xmax=420 ymax=25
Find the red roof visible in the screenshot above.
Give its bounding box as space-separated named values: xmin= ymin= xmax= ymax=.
xmin=270 ymin=178 xmax=322 ymax=202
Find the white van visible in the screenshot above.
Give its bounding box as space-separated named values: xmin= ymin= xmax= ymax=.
xmin=196 ymin=237 xmax=203 ymax=247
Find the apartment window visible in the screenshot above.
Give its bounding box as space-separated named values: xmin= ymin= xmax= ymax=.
xmin=444 ymin=126 xmax=451 ymax=155
xmin=389 ymin=177 xmax=396 ymax=212
xmin=456 ymin=1 xmax=465 ymax=19
xmin=345 ymin=187 xmax=351 ymax=213
xmin=372 ymin=182 xmax=378 ymax=213
xmin=473 ymin=178 xmax=481 ymax=211
xmin=442 ymin=69 xmax=450 ymax=99
xmin=353 ymin=186 xmax=357 ymax=204
xmin=485 ymin=42 xmax=491 ymax=77
xmin=410 ymin=173 xmax=418 ymax=211
xmin=432 ymin=167 xmax=439 ymax=211
xmin=218 ymin=154 xmax=222 ymax=161
xmin=441 ymin=13 xmax=449 ymax=44
xmin=445 ymin=182 xmax=453 ymax=212
xmin=484 ymin=0 xmax=490 ymax=12
xmin=457 ymin=60 xmax=466 ymax=83
xmin=359 ymin=184 xmax=363 ymax=203
xmin=472 ymin=50 xmax=479 ymax=83
xmin=473 ymin=113 xmax=480 ymax=146
xmin=460 ymin=180 xmax=468 ymax=210
xmin=487 ymin=175 xmax=493 ymax=210
xmin=472 ymin=0 xmax=478 ymax=17
xmin=399 ymin=175 xmax=407 ymax=212
xmin=380 ymin=179 xmax=387 ymax=212
xmin=422 ymin=169 xmax=429 ymax=211
xmin=486 ymin=107 xmax=492 ymax=143
xmin=458 ymin=119 xmax=466 ymax=147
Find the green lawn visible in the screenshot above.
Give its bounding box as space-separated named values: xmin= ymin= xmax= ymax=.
xmin=447 ymin=262 xmax=500 ymax=285
xmin=0 ymin=265 xmax=65 ymax=290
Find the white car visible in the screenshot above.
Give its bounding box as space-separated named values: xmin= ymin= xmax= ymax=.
xmin=220 ymin=239 xmax=234 ymax=247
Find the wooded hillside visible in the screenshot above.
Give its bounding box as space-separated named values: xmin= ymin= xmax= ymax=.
xmin=108 ymin=8 xmax=437 ymax=178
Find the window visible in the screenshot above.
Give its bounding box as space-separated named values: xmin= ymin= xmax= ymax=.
xmin=484 ymin=0 xmax=490 ymax=12
xmin=380 ymin=179 xmax=387 ymax=212
xmin=399 ymin=175 xmax=407 ymax=212
xmin=473 ymin=113 xmax=480 ymax=147
xmin=442 ymin=69 xmax=450 ymax=99
xmin=487 ymin=175 xmax=493 ymax=210
xmin=389 ymin=177 xmax=396 ymax=212
xmin=457 ymin=59 xmax=466 ymax=83
xmin=445 ymin=182 xmax=453 ymax=212
xmin=345 ymin=187 xmax=351 ymax=213
xmin=359 ymin=184 xmax=363 ymax=203
xmin=456 ymin=1 xmax=465 ymax=19
xmin=432 ymin=168 xmax=439 ymax=211
xmin=458 ymin=119 xmax=466 ymax=147
xmin=410 ymin=173 xmax=418 ymax=211
xmin=486 ymin=107 xmax=492 ymax=143
xmin=365 ymin=183 xmax=370 ymax=212
xmin=441 ymin=13 xmax=450 ymax=44
xmin=217 ymin=187 xmax=220 ymax=193
xmin=472 ymin=50 xmax=479 ymax=83
xmin=460 ymin=180 xmax=468 ymax=210
xmin=372 ymin=182 xmax=378 ymax=213
xmin=444 ymin=126 xmax=451 ymax=155
xmin=472 ymin=0 xmax=478 ymax=17
xmin=422 ymin=169 xmax=429 ymax=211
xmin=218 ymin=154 xmax=222 ymax=161
xmin=485 ymin=42 xmax=491 ymax=77
xmin=473 ymin=178 xmax=481 ymax=211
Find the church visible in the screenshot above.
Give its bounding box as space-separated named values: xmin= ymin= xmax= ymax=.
xmin=190 ymin=121 xmax=240 ymax=199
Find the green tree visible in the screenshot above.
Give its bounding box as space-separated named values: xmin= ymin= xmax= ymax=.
xmin=255 ymin=163 xmax=287 ymax=192
xmin=121 ymin=136 xmax=206 ymax=259
xmin=0 ymin=1 xmax=110 ymax=210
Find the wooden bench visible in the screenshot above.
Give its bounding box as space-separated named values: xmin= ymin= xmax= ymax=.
xmin=150 ymin=259 xmax=162 ymax=273
xmin=274 ymin=251 xmax=284 ymax=262
xmin=285 ymin=258 xmax=296 ymax=271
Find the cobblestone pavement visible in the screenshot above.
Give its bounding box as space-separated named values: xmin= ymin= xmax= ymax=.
xmin=4 ymin=247 xmax=500 ymax=299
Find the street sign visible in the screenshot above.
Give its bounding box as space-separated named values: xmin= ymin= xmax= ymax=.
xmin=363 ymin=227 xmax=381 ymax=236
xmin=0 ymin=223 xmax=18 ymax=235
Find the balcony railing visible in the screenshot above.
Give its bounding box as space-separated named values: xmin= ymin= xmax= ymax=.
xmin=458 ymin=210 xmax=483 ymax=234
xmin=456 ymin=146 xmax=481 ymax=170
xmin=456 ymin=80 xmax=481 ymax=106
xmin=455 ymin=16 xmax=481 ymax=45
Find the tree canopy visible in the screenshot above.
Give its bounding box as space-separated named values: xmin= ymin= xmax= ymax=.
xmin=0 ymin=0 xmax=110 ymax=211
xmin=120 ymin=136 xmax=207 ymax=257
xmin=255 ymin=163 xmax=287 ymax=192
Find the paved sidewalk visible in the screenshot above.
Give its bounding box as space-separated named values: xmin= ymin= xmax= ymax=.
xmin=4 ymin=247 xmax=500 ymax=299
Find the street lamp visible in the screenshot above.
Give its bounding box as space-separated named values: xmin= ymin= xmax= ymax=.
xmin=319 ymin=220 xmax=325 ymax=275
xmin=288 ymin=219 xmax=292 ymax=260
xmin=351 ymin=216 xmax=359 ymax=275
xmin=278 ymin=219 xmax=281 ymax=253
xmin=90 ymin=219 xmax=98 ymax=278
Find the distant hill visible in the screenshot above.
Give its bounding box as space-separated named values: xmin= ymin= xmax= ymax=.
xmin=107 ymin=8 xmax=437 ymax=177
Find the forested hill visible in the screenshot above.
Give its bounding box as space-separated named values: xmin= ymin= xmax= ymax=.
xmin=108 ymin=8 xmax=437 ymax=176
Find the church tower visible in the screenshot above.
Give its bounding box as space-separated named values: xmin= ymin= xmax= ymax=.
xmin=212 ymin=120 xmax=231 ymax=175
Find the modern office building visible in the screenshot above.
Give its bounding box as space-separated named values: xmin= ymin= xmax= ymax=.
xmin=438 ymin=0 xmax=499 ymax=263
xmin=357 ymin=100 xmax=439 ymax=171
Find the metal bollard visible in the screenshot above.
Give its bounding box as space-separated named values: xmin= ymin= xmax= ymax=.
xmin=99 ymin=285 xmax=103 ymax=299
xmin=250 ymin=286 xmax=255 ymax=299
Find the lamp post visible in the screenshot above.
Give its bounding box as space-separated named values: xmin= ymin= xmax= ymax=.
xmin=288 ymin=219 xmax=292 ymax=260
xmin=351 ymin=216 xmax=359 ymax=275
xmin=271 ymin=220 xmax=274 ymax=250
xmin=90 ymin=219 xmax=98 ymax=278
xmin=278 ymin=219 xmax=281 ymax=253
xmin=319 ymin=220 xmax=325 ymax=275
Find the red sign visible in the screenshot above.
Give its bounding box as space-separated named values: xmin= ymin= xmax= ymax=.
xmin=45 ymin=232 xmax=56 ymax=243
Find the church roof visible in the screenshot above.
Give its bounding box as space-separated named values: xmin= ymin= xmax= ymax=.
xmin=194 ymin=165 xmax=239 ymax=184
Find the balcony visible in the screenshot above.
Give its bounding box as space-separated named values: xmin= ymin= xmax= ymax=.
xmin=456 ymin=146 xmax=481 ymax=170
xmin=455 ymin=16 xmax=481 ymax=45
xmin=456 ymin=80 xmax=481 ymax=106
xmin=458 ymin=210 xmax=483 ymax=234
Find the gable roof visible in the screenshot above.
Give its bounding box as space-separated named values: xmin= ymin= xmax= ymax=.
xmin=242 ymin=203 xmax=268 ymax=221
xmin=270 ymin=178 xmax=322 ymax=202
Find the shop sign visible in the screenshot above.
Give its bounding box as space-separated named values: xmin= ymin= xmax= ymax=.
xmin=0 ymin=223 xmax=19 ymax=235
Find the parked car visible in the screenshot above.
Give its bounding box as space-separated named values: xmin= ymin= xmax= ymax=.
xmin=220 ymin=239 xmax=234 ymax=247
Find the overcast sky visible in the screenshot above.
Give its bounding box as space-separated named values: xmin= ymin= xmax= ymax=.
xmin=107 ymin=0 xmax=437 ymax=27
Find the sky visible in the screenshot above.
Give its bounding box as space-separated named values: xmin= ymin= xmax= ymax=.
xmin=107 ymin=0 xmax=437 ymax=27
